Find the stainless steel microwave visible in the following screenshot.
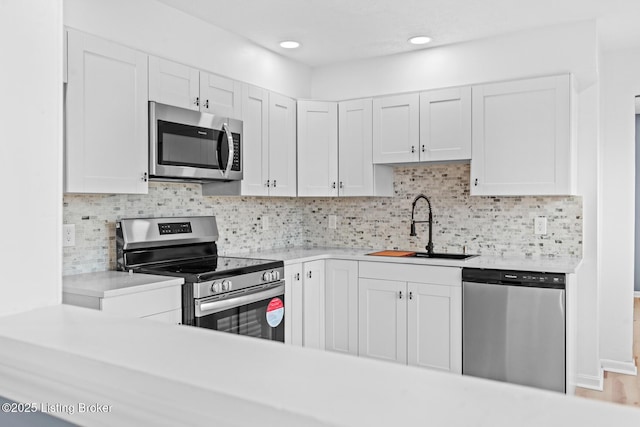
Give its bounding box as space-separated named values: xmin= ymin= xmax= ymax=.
xmin=149 ymin=101 xmax=242 ymax=182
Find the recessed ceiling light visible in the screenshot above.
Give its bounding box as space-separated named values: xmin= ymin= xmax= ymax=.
xmin=280 ymin=40 xmax=300 ymax=49
xmin=408 ymin=36 xmax=432 ymax=45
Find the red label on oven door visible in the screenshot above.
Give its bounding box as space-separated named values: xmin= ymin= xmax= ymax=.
xmin=266 ymin=297 xmax=284 ymax=328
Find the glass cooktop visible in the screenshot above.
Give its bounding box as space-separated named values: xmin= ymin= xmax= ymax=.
xmin=138 ymin=256 xmax=283 ymax=282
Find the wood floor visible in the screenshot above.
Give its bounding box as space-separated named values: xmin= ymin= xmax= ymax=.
xmin=575 ymin=298 xmax=640 ymax=407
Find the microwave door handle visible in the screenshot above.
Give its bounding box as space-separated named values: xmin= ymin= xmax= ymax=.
xmin=221 ymin=122 xmax=234 ymax=178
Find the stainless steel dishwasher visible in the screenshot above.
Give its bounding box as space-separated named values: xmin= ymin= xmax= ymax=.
xmin=462 ymin=268 xmax=566 ymax=393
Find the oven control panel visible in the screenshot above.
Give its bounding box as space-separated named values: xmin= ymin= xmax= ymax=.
xmin=158 ymin=222 xmax=193 ymax=235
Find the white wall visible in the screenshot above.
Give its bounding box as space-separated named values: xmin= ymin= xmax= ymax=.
xmin=312 ymin=21 xmax=603 ymax=387
xmin=63 ymin=0 xmax=311 ymax=99
xmin=598 ymin=46 xmax=640 ymax=373
xmin=311 ymin=21 xmax=598 ymax=99
xmin=0 ymin=0 xmax=63 ymax=315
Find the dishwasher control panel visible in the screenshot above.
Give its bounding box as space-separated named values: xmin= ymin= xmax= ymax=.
xmin=462 ymin=268 xmax=565 ymax=288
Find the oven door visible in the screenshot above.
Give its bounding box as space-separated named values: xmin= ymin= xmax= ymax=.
xmin=194 ymin=282 xmax=285 ymax=342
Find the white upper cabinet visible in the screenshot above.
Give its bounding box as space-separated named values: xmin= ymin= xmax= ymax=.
xmin=65 ymin=29 xmax=149 ymax=194
xmin=267 ymin=92 xmax=297 ymax=197
xmin=298 ymin=99 xmax=393 ymax=197
xmin=241 ymin=84 xmax=270 ymax=196
xmin=200 ymin=72 xmax=242 ymax=118
xmin=297 ymin=100 xmax=339 ymax=197
xmin=373 ymin=93 xmax=420 ymax=163
xmin=471 ymin=74 xmax=576 ymax=196
xmin=419 ymin=86 xmax=471 ymax=161
xmin=148 ymin=56 xmax=199 ymax=111
xmin=149 ymin=56 xmax=241 ymax=119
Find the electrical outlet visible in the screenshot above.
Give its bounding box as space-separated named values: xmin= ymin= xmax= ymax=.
xmin=63 ymin=224 xmax=75 ymax=247
xmin=328 ymin=215 xmax=337 ymax=229
xmin=262 ymin=216 xmax=269 ymax=231
xmin=534 ymin=217 xmax=547 ymax=235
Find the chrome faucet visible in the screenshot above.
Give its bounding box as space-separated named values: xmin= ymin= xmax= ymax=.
xmin=410 ymin=194 xmax=434 ymax=255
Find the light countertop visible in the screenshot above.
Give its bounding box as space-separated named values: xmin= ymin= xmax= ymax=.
xmin=62 ymin=271 xmax=184 ymax=298
xmin=233 ymin=246 xmax=582 ymax=273
xmin=0 ymin=305 xmax=637 ymax=427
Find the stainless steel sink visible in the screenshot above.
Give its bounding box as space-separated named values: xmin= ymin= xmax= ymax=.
xmin=411 ymin=252 xmax=477 ymax=260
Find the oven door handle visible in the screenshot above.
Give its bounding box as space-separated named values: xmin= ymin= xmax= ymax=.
xmin=197 ymin=282 xmax=284 ymax=316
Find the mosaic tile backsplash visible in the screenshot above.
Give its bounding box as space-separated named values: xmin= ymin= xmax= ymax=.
xmin=63 ymin=163 xmax=582 ymax=275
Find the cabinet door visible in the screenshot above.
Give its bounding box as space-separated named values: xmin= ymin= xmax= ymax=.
xmin=338 ymin=99 xmax=374 ymax=196
xmin=268 ymin=93 xmax=297 ymax=197
xmin=325 ymin=260 xmax=358 ymax=355
xmin=419 ymin=87 xmax=471 ymax=161
xmin=284 ymin=263 xmax=303 ymax=346
xmin=407 ymin=282 xmax=461 ymax=373
xmin=297 ymin=101 xmax=338 ymax=197
xmin=241 ymin=84 xmax=269 ymax=196
xmin=372 ymin=93 xmax=419 ymax=164
xmin=358 ymin=278 xmax=407 ymax=364
xmin=471 ymin=74 xmax=574 ymax=196
xmin=200 ymin=72 xmax=242 ymax=119
xmin=148 ymin=56 xmax=199 ymax=111
xmin=302 ymin=260 xmax=325 ymax=349
xmin=66 ymin=30 xmax=148 ymax=194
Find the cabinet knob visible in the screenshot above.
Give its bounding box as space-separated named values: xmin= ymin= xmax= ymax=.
xmin=295 ymin=273 xmax=300 ymax=281
xmin=194 ymin=97 xmax=200 ymax=106
xmin=411 ymin=146 xmax=415 ymax=153
xmin=409 ymin=291 xmax=413 ymax=300
xmin=331 ymin=182 xmax=336 ymax=189
xmin=307 ymin=271 xmax=312 ymax=279
xmin=204 ymin=99 xmax=209 ymax=109
xmin=399 ymin=291 xmax=403 ymax=299
xmin=273 ymin=180 xmax=277 ymax=188
xmin=266 ymin=180 xmax=270 ymax=187
xmin=142 ymin=172 xmax=148 ymax=182
xmin=421 ymin=145 xmax=425 ymax=153
xmin=339 ymin=181 xmax=344 ymax=189
xmin=474 ymin=178 xmax=478 ymax=186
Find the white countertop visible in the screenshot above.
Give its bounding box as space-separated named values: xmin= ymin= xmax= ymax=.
xmin=0 ymin=305 xmax=636 ymax=427
xmin=236 ymin=246 xmax=582 ymax=273
xmin=62 ymin=271 xmax=184 ymax=298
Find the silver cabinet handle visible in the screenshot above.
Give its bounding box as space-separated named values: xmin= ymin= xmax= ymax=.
xmin=221 ymin=122 xmax=234 ymax=179
xmin=194 ymin=97 xmax=199 ymax=106
xmin=399 ymin=291 xmax=403 ymax=299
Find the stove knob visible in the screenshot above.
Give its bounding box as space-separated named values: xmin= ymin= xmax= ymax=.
xmin=224 ymin=280 xmax=233 ymax=291
xmin=211 ymin=282 xmax=221 ymax=293
xmin=273 ymin=270 xmax=280 ymax=280
xmin=262 ymin=271 xmax=273 ymax=282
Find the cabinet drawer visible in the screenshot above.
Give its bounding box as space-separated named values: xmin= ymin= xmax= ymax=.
xmin=142 ymin=308 xmax=182 ymax=325
xmin=359 ymin=262 xmax=461 ymax=286
xmin=101 ymin=286 xmax=181 ymax=318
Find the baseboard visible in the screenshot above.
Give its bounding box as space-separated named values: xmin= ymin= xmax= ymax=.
xmin=576 ymin=368 xmax=604 ymax=391
xmin=601 ymin=358 xmax=638 ymax=376
xmin=576 ymin=369 xmax=604 ymax=391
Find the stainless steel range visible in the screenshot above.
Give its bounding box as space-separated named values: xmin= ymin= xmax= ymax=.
xmin=116 ymin=216 xmax=285 ymax=342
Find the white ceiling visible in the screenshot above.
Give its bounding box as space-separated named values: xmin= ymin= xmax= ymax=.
xmin=155 ymin=0 xmax=640 ymax=67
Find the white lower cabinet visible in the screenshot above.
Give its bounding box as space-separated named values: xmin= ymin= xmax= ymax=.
xmin=325 ymin=260 xmax=358 ymax=355
xmin=358 ymin=262 xmax=462 ymax=373
xmin=284 ymin=260 xmax=325 ymax=348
